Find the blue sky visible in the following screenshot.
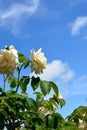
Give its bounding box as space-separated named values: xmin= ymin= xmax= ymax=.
xmin=0 ymin=0 xmax=87 ymax=118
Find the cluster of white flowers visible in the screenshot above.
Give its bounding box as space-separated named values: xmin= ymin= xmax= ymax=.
xmin=30 ymin=48 xmax=47 ymax=74
xmin=78 ymin=119 xmax=84 ymax=129
xmin=78 ymin=113 xmax=86 ymax=129
xmin=0 ymin=46 xmax=47 ymax=75
xmin=0 ymin=45 xmax=19 ymax=74
xmin=38 ymin=102 xmax=58 ymax=117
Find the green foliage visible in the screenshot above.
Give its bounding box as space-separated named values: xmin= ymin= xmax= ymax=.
xmin=0 ymin=49 xmax=86 ymax=130
xmin=18 ymin=53 xmax=27 ymax=63
xmin=8 ymin=76 xmax=18 ymax=88
xmin=45 ymin=113 xmax=64 ymax=129
xmin=57 ymin=98 xmax=66 ymax=108
xmin=67 ymin=106 xmax=87 ymax=129
xmin=58 ymin=122 xmax=80 ymax=130
xmin=31 ymin=76 xmax=40 ymax=91
xmin=20 ymin=76 xmax=30 ymax=93
xmin=25 ymin=97 xmax=36 ymax=110
xmin=40 ymin=80 xmax=51 ymax=96
xmin=49 ymin=81 xmax=59 ymax=96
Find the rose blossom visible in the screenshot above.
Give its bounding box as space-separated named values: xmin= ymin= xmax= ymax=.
xmin=30 ymin=48 xmax=47 ymax=74
xmin=0 ymin=45 xmax=19 ymax=74
xmin=38 ymin=104 xmax=57 ymax=117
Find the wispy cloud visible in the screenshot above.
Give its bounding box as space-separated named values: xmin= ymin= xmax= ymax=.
xmin=40 ymin=60 xmax=74 ymax=84
xmin=70 ymin=16 xmax=87 ymax=35
xmin=0 ymin=0 xmax=40 ymax=36
xmin=62 ymin=75 xmax=87 ymax=97
xmin=68 ymin=0 xmax=87 ymax=7
xmin=82 ymin=36 xmax=87 ymax=40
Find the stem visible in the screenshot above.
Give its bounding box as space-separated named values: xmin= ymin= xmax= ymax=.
xmin=16 ymin=64 xmax=24 ymax=92
xmin=16 ymin=69 xmax=20 ymax=92
xmin=3 ymin=74 xmax=8 ymax=92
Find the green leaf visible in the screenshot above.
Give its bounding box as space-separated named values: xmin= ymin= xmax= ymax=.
xmin=20 ymin=76 xmax=30 ymax=93
xmin=18 ymin=53 xmax=26 ymax=63
xmin=49 ymin=81 xmax=59 ymax=96
xmin=22 ymin=76 xmax=30 ymax=84
xmin=25 ymin=97 xmax=36 ymax=109
xmin=31 ymin=76 xmax=40 ymax=91
xmin=5 ymin=101 xmax=16 ymax=114
xmin=0 ymin=110 xmax=5 ymax=129
xmin=58 ymin=98 xmax=66 ymax=108
xmin=58 ymin=122 xmax=79 ymax=130
xmin=45 ymin=113 xmax=63 ymax=129
xmin=8 ymin=76 xmax=18 ymax=88
xmin=0 ymin=109 xmax=8 ymax=119
xmin=6 ymin=90 xmax=24 ymax=99
xmin=20 ymin=82 xmax=27 ymax=93
xmin=34 ymin=92 xmax=43 ymax=100
xmin=45 ymin=101 xmax=53 ymax=110
xmin=47 ymin=114 xmax=56 ymax=128
xmin=6 ymin=90 xmax=16 ymax=96
xmin=20 ymin=128 xmax=27 ymax=130
xmin=45 ymin=113 xmax=64 ymax=129
xmin=34 ymin=92 xmax=44 ymax=105
xmin=40 ymin=81 xmax=51 ymax=96
xmin=49 ymin=98 xmax=58 ymax=109
xmin=55 ymin=112 xmax=64 ymax=121
xmin=24 ymin=58 xmax=29 ymax=69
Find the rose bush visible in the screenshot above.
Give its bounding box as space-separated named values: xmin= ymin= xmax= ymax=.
xmin=0 ymin=45 xmax=86 ymax=130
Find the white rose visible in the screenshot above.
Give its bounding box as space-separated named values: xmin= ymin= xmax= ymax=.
xmin=38 ymin=105 xmax=57 ymax=117
xmin=0 ymin=45 xmax=19 ymax=74
xmin=30 ymin=48 xmax=47 ymax=74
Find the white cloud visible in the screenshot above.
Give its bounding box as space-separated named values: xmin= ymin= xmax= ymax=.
xmin=62 ymin=75 xmax=87 ymax=97
xmin=71 ymin=16 xmax=87 ymax=35
xmin=73 ymin=75 xmax=87 ymax=89
xmin=0 ymin=0 xmax=40 ymax=36
xmin=40 ymin=60 xmax=74 ymax=83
